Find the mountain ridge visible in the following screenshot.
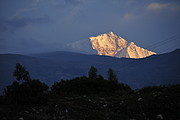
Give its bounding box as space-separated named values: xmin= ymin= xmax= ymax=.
xmin=0 ymin=49 xmax=179 ymax=94
xmin=90 ymin=32 xmax=156 ymax=58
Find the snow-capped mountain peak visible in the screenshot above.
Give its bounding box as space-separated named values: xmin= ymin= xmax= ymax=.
xmin=89 ymin=32 xmax=156 ymax=58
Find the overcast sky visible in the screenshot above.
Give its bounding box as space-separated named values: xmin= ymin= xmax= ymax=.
xmin=0 ymin=0 xmax=180 ymax=54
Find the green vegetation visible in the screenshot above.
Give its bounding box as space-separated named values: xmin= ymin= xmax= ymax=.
xmin=51 ymin=76 xmax=131 ymax=96
xmin=51 ymin=66 xmax=131 ymax=97
xmin=88 ymin=66 xmax=98 ymax=80
xmin=13 ymin=63 xmax=31 ymax=82
xmin=4 ymin=63 xmax=49 ymax=105
xmin=0 ymin=64 xmax=179 ymax=120
xmin=107 ymin=68 xmax=118 ymax=83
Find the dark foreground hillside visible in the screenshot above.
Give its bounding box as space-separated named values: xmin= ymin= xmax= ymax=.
xmin=0 ymin=51 xmax=179 ymax=120
xmin=0 ymin=84 xmax=180 ymax=120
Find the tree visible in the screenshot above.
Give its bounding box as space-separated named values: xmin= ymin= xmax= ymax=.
xmin=13 ymin=63 xmax=31 ymax=82
xmin=4 ymin=63 xmax=49 ymax=104
xmin=96 ymin=75 xmax=105 ymax=81
xmin=108 ymin=68 xmax=118 ymax=83
xmin=88 ymin=66 xmax=98 ymax=80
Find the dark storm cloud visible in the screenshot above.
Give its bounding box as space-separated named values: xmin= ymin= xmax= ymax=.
xmin=33 ymin=0 xmax=84 ymax=7
xmin=0 ymin=16 xmax=52 ymax=32
xmin=0 ymin=0 xmax=179 ymax=54
xmin=64 ymin=0 xmax=84 ymax=5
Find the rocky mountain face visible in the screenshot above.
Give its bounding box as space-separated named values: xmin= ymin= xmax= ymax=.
xmin=89 ymin=32 xmax=156 ymax=58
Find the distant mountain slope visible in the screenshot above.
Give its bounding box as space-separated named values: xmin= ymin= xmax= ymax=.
xmin=0 ymin=49 xmax=179 ymax=94
xmin=90 ymin=32 xmax=156 ymax=58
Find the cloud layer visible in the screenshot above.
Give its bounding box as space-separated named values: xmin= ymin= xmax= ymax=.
xmin=146 ymin=3 xmax=180 ymax=12
xmin=0 ymin=16 xmax=52 ymax=32
xmin=0 ymin=0 xmax=180 ymax=54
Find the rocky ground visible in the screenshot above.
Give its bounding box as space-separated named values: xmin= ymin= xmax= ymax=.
xmin=0 ymin=87 xmax=180 ymax=120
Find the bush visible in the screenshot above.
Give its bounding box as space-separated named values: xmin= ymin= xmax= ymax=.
xmin=4 ymin=79 xmax=49 ymax=105
xmin=51 ymin=76 xmax=132 ymax=96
